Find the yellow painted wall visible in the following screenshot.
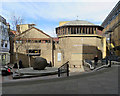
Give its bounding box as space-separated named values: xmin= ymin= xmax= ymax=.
xmin=102 ymin=13 xmax=120 ymax=56
xmin=19 ymin=24 xmax=29 ymax=33
xmin=59 ymin=21 xmax=70 ymax=26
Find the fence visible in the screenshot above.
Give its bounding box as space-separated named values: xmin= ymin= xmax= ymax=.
xmin=58 ymin=61 xmax=69 ymax=77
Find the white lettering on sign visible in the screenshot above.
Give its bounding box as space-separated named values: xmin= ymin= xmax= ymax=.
xmin=73 ymin=45 xmax=83 ymax=46
xmin=57 ymin=53 xmax=61 ymax=61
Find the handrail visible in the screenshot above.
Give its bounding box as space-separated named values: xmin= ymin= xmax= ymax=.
xmin=84 ymin=60 xmax=94 ymax=70
xmin=58 ymin=61 xmax=69 ymax=77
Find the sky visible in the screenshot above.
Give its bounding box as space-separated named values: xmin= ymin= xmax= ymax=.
xmin=0 ymin=0 xmax=119 ymax=37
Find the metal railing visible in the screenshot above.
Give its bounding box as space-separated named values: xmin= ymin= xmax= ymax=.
xmin=84 ymin=58 xmax=119 ymax=71
xmin=58 ymin=61 xmax=69 ymax=77
xmin=83 ymin=60 xmax=94 ymax=70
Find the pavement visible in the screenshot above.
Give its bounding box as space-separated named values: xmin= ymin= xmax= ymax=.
xmin=2 ymin=61 xmax=120 ymax=82
xmin=12 ymin=67 xmax=58 ymax=79
xmin=2 ymin=64 xmax=119 ymax=94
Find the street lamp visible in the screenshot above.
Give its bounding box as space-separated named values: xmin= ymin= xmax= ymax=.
xmin=105 ymin=30 xmax=113 ymax=67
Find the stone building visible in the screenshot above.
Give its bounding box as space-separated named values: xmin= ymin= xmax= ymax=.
xmin=12 ymin=20 xmax=106 ymax=72
xmin=0 ymin=15 xmax=10 ymax=65
xmin=12 ymin=24 xmax=53 ymax=67
xmin=101 ymin=1 xmax=120 ymax=56
xmin=54 ymin=20 xmax=106 ymax=71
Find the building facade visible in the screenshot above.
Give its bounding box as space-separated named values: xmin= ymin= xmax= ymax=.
xmin=101 ymin=1 xmax=120 ymax=56
xmin=0 ymin=15 xmax=10 ymax=65
xmin=12 ymin=20 xmax=106 ymax=72
xmin=12 ymin=24 xmax=54 ymax=67
xmin=9 ymin=30 xmax=16 ymax=64
xmin=54 ymin=20 xmax=106 ymax=71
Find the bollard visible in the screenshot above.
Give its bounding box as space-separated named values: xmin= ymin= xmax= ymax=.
xmin=67 ymin=64 xmax=69 ymax=77
xmin=58 ymin=68 xmax=60 ymax=77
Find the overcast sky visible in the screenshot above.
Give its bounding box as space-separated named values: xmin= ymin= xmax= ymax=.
xmin=0 ymin=0 xmax=119 ymax=37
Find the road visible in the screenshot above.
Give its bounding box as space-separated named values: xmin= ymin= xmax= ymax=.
xmin=2 ymin=65 xmax=119 ymax=95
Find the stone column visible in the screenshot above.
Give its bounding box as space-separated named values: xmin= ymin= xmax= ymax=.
xmin=63 ymin=27 xmax=65 ymax=35
xmin=84 ymin=27 xmax=86 ymax=34
xmin=90 ymin=27 xmax=92 ymax=34
xmin=57 ymin=29 xmax=59 ymax=36
xmin=60 ymin=28 xmax=62 ymax=35
xmin=64 ymin=27 xmax=66 ymax=35
xmin=62 ymin=28 xmax=63 ymax=35
xmin=59 ymin=28 xmax=60 ymax=35
xmin=81 ymin=27 xmax=83 ymax=34
xmin=88 ymin=27 xmax=90 ymax=34
xmin=103 ymin=37 xmax=106 ymax=58
xmin=78 ymin=27 xmax=80 ymax=34
xmin=95 ymin=27 xmax=97 ymax=34
xmin=66 ymin=27 xmax=68 ymax=35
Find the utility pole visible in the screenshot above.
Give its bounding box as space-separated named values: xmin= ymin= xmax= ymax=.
xmin=106 ymin=30 xmax=113 ymax=67
xmin=108 ymin=33 xmax=111 ymax=67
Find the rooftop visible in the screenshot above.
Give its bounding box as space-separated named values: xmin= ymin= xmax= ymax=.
xmin=61 ymin=20 xmax=95 ymax=26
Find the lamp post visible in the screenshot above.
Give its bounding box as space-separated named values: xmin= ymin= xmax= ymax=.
xmin=109 ymin=33 xmax=112 ymax=67
xmin=105 ymin=30 xmax=113 ymax=67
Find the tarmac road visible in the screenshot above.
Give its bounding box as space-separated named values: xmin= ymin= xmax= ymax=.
xmin=2 ymin=65 xmax=119 ymax=95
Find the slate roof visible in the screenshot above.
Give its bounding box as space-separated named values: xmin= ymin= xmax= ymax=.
xmin=62 ymin=20 xmax=95 ymax=26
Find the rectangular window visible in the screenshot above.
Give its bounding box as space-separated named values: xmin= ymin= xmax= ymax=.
xmin=1 ymin=40 xmax=3 ymax=47
xmin=68 ymin=28 xmax=70 ymax=34
xmin=83 ymin=28 xmax=85 ymax=34
xmin=19 ymin=40 xmax=22 ymax=43
xmin=26 ymin=49 xmax=41 ymax=53
xmin=41 ymin=40 xmax=45 ymax=43
xmin=28 ymin=40 xmax=31 ymax=43
xmin=35 ymin=40 xmax=38 ymax=43
xmin=71 ymin=27 xmax=74 ymax=34
xmin=5 ymin=43 xmax=7 ymax=47
xmin=39 ymin=40 xmax=41 ymax=43
xmin=56 ymin=41 xmax=59 ymax=44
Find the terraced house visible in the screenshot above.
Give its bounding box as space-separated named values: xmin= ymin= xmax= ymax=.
xmin=0 ymin=15 xmax=10 ymax=65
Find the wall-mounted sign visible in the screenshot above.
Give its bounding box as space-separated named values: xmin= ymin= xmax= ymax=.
xmin=73 ymin=45 xmax=82 ymax=46
xmin=57 ymin=53 xmax=61 ymax=61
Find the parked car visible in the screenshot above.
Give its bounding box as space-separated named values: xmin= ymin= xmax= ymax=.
xmin=1 ymin=65 xmax=13 ymax=76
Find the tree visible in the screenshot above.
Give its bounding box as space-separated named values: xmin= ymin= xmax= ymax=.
xmin=10 ymin=15 xmax=24 ymax=76
xmin=10 ymin=15 xmax=24 ymax=31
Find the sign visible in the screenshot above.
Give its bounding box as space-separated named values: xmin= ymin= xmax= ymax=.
xmin=73 ymin=45 xmax=82 ymax=46
xmin=57 ymin=53 xmax=61 ymax=61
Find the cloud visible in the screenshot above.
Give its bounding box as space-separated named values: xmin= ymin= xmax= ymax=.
xmin=1 ymin=1 xmax=118 ymax=36
xmin=2 ymin=2 xmax=117 ymax=23
xmin=2 ymin=0 xmax=119 ymax=2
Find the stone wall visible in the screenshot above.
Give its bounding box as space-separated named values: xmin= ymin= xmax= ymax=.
xmin=54 ymin=35 xmax=104 ymax=69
